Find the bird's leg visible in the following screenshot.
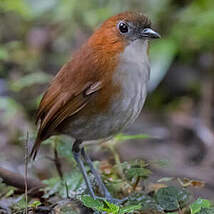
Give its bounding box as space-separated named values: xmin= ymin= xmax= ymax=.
xmin=81 ymin=147 xmax=112 ymax=199
xmin=72 ymin=140 xmax=96 ymax=199
xmin=72 ymin=141 xmax=127 ymax=205
xmin=81 ymin=148 xmax=128 ymax=205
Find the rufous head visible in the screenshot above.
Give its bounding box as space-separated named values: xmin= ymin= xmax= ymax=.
xmin=88 ymin=11 xmax=160 ymax=54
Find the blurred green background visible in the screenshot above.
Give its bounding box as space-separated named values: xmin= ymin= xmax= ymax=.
xmin=0 ymin=0 xmax=214 ymax=198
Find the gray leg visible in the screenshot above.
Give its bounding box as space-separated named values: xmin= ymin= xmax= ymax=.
xmin=81 ymin=147 xmax=112 ymax=199
xmin=72 ymin=140 xmax=128 ymax=205
xmin=72 ymin=141 xmax=96 ymax=199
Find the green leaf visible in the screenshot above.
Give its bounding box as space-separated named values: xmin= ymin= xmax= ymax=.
xmin=10 ymin=72 xmax=52 ymax=92
xmin=0 ymin=96 xmax=23 ymax=122
xmin=0 ymin=47 xmax=9 ymax=60
xmin=43 ymin=170 xmax=85 ymax=199
xmin=102 ymin=200 xmax=120 ymax=213
xmin=196 ymin=207 xmax=214 ymax=214
xmin=190 ymin=198 xmax=211 ymax=214
xmin=126 ymin=167 xmax=151 ymax=180
xmin=59 ymin=206 xmax=78 ymax=214
xmin=127 ymin=193 xmax=163 ymax=213
xmin=140 ymin=195 xmax=163 ymax=212
xmin=120 ymin=160 xmax=151 ymax=181
xmin=4 ymin=187 xmax=15 ymax=197
xmin=119 ymin=204 xmax=141 ymax=214
xmin=0 ymin=0 xmax=32 ymax=18
xmin=56 ymin=137 xmax=75 ymax=161
xmin=81 ymin=195 xmax=104 ymax=211
xmin=115 ymin=133 xmax=150 ymax=141
xmin=155 ymin=186 xmax=191 ymax=212
xmin=81 ymin=196 xmax=121 ymax=213
xmin=13 ymin=195 xmax=26 ymax=211
xmin=28 ymin=200 xmax=42 ymax=209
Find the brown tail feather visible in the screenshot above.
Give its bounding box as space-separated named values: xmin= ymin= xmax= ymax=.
xmin=29 ymin=137 xmax=42 ymax=160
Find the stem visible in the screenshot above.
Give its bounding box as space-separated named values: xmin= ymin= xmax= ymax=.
xmin=108 ymin=142 xmax=124 ymax=180
xmin=24 ymin=132 xmax=29 ymax=214
xmin=133 ymin=176 xmax=140 ymax=191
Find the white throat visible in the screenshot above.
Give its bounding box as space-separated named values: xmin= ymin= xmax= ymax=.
xmin=115 ymin=39 xmax=150 ymax=85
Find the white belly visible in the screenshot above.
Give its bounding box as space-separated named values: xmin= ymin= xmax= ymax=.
xmin=63 ymin=39 xmax=150 ymax=141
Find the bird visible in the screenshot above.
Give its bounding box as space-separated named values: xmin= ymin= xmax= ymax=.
xmin=30 ymin=11 xmax=160 ymax=202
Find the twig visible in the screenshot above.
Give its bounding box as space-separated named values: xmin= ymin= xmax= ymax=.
xmin=54 ymin=144 xmax=63 ymax=179
xmin=53 ymin=144 xmax=69 ymax=198
xmin=0 ymin=167 xmax=45 ymax=197
xmin=133 ymin=176 xmax=140 ymax=191
xmin=107 ymin=139 xmax=125 ymax=179
xmin=24 ymin=132 xmax=29 ymax=214
xmin=106 ymin=139 xmax=133 ymax=191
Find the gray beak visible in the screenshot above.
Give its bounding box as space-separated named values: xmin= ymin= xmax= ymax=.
xmin=141 ymin=28 xmax=161 ymax=39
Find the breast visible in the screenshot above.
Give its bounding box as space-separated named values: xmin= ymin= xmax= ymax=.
xmin=61 ymin=39 xmax=150 ymax=141
xmin=110 ymin=39 xmax=150 ymax=129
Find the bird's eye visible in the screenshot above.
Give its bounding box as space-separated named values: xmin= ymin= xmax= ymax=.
xmin=118 ymin=21 xmax=129 ymax=34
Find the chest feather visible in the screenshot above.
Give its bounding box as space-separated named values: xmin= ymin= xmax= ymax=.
xmin=114 ymin=39 xmax=150 ymax=98
xmin=109 ymin=39 xmax=150 ymax=126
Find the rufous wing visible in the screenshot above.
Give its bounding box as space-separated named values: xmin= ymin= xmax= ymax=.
xmin=30 ymin=77 xmax=103 ymax=160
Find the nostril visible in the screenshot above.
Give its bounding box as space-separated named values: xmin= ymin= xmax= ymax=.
xmin=141 ymin=28 xmax=161 ymax=39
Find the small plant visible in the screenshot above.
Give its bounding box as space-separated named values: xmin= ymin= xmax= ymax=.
xmin=0 ymin=134 xmax=213 ymax=213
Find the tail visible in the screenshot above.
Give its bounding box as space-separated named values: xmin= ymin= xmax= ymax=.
xmin=29 ymin=137 xmax=42 ymax=160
